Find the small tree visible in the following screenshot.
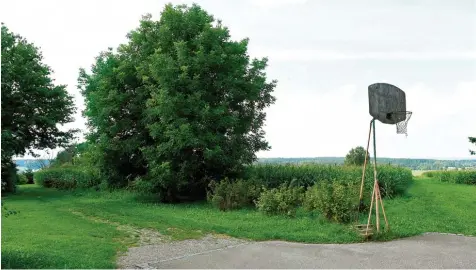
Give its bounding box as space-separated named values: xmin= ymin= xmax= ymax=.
xmin=344 ymin=146 xmax=369 ymax=166
xmin=469 ymin=137 xmax=475 ymax=155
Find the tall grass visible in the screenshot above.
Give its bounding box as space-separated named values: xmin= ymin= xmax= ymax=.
xmin=422 ymin=170 xmax=476 ymax=185
xmin=35 ymin=166 xmax=100 ymax=190
xmin=245 ymin=164 xmax=413 ymax=198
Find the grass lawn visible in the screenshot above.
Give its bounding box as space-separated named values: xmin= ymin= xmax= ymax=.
xmin=2 ymin=177 xmax=475 ymax=268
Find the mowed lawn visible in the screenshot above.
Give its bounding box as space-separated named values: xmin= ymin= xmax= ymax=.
xmin=2 ymin=178 xmax=475 ymax=269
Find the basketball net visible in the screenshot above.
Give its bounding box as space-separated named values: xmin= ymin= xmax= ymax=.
xmin=394 ymin=111 xmax=412 ymax=137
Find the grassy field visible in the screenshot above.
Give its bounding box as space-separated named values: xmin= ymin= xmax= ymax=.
xmin=2 ymin=177 xmax=476 ymax=269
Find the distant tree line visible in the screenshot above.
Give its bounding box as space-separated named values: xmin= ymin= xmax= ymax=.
xmin=257 ymin=157 xmax=476 ymax=170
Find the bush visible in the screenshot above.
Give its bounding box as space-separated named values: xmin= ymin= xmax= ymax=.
xmin=255 ymin=182 xmax=305 ymax=217
xmin=207 ymin=178 xmax=260 ymax=211
xmin=17 ymin=174 xmax=28 ymax=185
xmin=35 ymin=167 xmax=100 ymax=190
xmin=303 ymin=181 xmax=358 ymax=223
xmin=24 ymin=169 xmax=34 ymax=184
xmin=245 ymin=164 xmax=412 ymax=198
xmin=423 ymin=170 xmax=476 ymax=185
xmin=1 ymin=158 xmax=18 ymax=193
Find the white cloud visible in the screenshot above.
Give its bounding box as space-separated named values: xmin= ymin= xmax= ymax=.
xmin=249 ymin=0 xmax=308 ymax=8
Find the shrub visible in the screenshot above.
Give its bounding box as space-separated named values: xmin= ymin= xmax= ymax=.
xmin=245 ymin=164 xmax=412 ymax=198
xmin=303 ymin=181 xmax=358 ymax=223
xmin=35 ymin=167 xmax=100 ymax=190
xmin=1 ymin=158 xmax=18 ymax=193
xmin=17 ymin=173 xmax=28 ymax=185
xmin=423 ymin=171 xmax=434 ymax=178
xmin=423 ymin=170 xmax=476 ymax=185
xmin=255 ymin=182 xmax=305 ymax=217
xmin=24 ymin=169 xmax=34 ymax=184
xmin=207 ymin=178 xmax=260 ymax=211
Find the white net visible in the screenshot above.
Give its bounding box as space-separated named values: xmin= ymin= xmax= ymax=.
xmin=392 ymin=111 xmax=412 ymax=136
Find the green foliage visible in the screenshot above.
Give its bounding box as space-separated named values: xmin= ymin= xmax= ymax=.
xmin=1 ymin=158 xmax=18 ymax=193
xmin=35 ymin=167 xmax=100 ymax=190
xmin=24 ymin=169 xmax=34 ymax=184
xmin=1 ymin=24 xmax=76 ymax=192
xmin=207 ymin=178 xmax=260 ymax=211
xmin=50 ymin=142 xmax=90 ymax=167
xmin=255 ymin=183 xmax=305 ymax=217
xmin=17 ymin=173 xmax=28 ymax=185
xmin=246 ymin=164 xmax=412 ymax=198
xmin=423 ymin=170 xmax=476 ymax=185
xmin=79 ymin=4 xmax=276 ymax=200
xmin=303 ymin=181 xmax=358 ymax=223
xmin=344 ymin=146 xmax=369 ymax=166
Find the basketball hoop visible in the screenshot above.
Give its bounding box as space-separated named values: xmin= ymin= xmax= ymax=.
xmin=356 ymin=83 xmax=413 ymax=234
xmin=389 ymin=111 xmax=412 ymax=136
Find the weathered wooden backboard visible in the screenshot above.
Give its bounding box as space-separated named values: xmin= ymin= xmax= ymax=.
xmin=368 ymin=83 xmax=406 ymax=124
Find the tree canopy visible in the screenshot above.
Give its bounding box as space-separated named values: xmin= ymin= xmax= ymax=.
xmin=1 ymin=24 xmax=76 ymax=192
xmin=79 ymin=4 xmax=276 ymax=201
xmin=344 ymin=146 xmax=369 ymax=166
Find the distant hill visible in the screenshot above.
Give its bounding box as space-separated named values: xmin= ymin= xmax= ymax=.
xmin=13 ymin=157 xmax=476 ymax=172
xmin=13 ymin=159 xmax=50 ymax=171
xmin=256 ymin=157 xmax=476 ymax=170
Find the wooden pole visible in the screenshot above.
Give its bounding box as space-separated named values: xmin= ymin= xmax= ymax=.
xmin=374 ymin=181 xmax=380 ymax=232
xmin=359 ymin=120 xmax=373 ymax=208
xmin=372 ymin=120 xmax=380 ymax=232
xmin=377 ymin=184 xmax=389 ymax=230
xmin=365 ymin=173 xmax=376 ymax=235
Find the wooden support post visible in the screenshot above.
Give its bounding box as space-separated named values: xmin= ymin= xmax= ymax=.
xmin=359 ymin=120 xmax=373 ymax=209
xmin=371 ymin=119 xmax=380 ymax=233
xmin=377 ymin=184 xmax=389 ymax=230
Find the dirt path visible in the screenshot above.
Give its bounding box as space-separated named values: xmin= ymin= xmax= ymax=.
xmin=117 ymin=232 xmax=476 ymax=269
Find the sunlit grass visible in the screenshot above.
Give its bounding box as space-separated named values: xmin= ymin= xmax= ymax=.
xmin=2 ymin=178 xmax=475 ymax=268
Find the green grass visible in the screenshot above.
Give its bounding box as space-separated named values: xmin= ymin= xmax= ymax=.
xmin=2 ymin=178 xmax=476 ymax=268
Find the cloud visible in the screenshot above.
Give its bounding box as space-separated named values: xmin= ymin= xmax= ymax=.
xmin=249 ymin=0 xmax=308 ymax=8
xmin=251 ymin=48 xmax=476 ymax=61
xmin=258 ymin=80 xmax=476 ymax=158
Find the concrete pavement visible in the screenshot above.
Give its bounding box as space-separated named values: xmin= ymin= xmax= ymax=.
xmin=120 ymin=233 xmax=476 ymax=269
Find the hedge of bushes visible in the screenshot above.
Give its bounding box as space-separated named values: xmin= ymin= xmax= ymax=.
xmin=244 ymin=164 xmax=413 ymax=198
xmin=206 ymin=164 xmax=413 ymax=223
xmin=423 ymin=170 xmax=476 ymax=185
xmin=35 ymin=167 xmax=100 ymax=190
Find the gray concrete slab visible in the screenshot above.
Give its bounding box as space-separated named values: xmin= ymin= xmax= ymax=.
xmin=121 ymin=233 xmax=476 ymax=269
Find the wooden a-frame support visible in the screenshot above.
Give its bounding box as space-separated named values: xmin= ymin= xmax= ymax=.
xmin=358 ymin=119 xmax=389 ymax=235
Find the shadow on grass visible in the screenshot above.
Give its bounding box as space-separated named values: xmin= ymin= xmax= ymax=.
xmin=1 ymin=250 xmax=70 ymax=269
xmin=2 ymin=185 xmax=74 ymax=203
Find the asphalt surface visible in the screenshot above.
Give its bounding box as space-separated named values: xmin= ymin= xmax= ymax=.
xmin=119 ymin=233 xmax=476 ymax=269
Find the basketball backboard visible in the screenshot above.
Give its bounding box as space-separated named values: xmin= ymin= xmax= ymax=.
xmin=368 ymin=83 xmax=406 ymax=124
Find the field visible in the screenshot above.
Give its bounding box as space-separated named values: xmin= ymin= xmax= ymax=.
xmin=2 ymin=177 xmax=476 ymax=269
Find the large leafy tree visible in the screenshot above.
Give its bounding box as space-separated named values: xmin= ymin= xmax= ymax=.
xmin=80 ymin=4 xmax=276 ymax=201
xmin=344 ymin=146 xmax=369 ymax=166
xmin=470 ymin=137 xmax=475 ymax=155
xmin=78 ymin=21 xmax=156 ymax=187
xmin=1 ymin=24 xmax=76 ymax=192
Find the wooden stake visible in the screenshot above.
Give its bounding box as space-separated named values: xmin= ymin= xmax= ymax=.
xmin=375 ymin=181 xmax=380 ymax=232
xmin=377 ymin=185 xmax=389 ymax=230
xmin=365 ymin=179 xmax=376 ymax=235
xmin=359 ymin=121 xmax=373 ymax=204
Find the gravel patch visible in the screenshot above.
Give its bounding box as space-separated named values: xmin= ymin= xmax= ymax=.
xmin=117 ymin=234 xmax=250 ymax=269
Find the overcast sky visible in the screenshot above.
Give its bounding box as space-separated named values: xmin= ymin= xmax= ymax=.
xmin=2 ymin=0 xmax=476 ymax=159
